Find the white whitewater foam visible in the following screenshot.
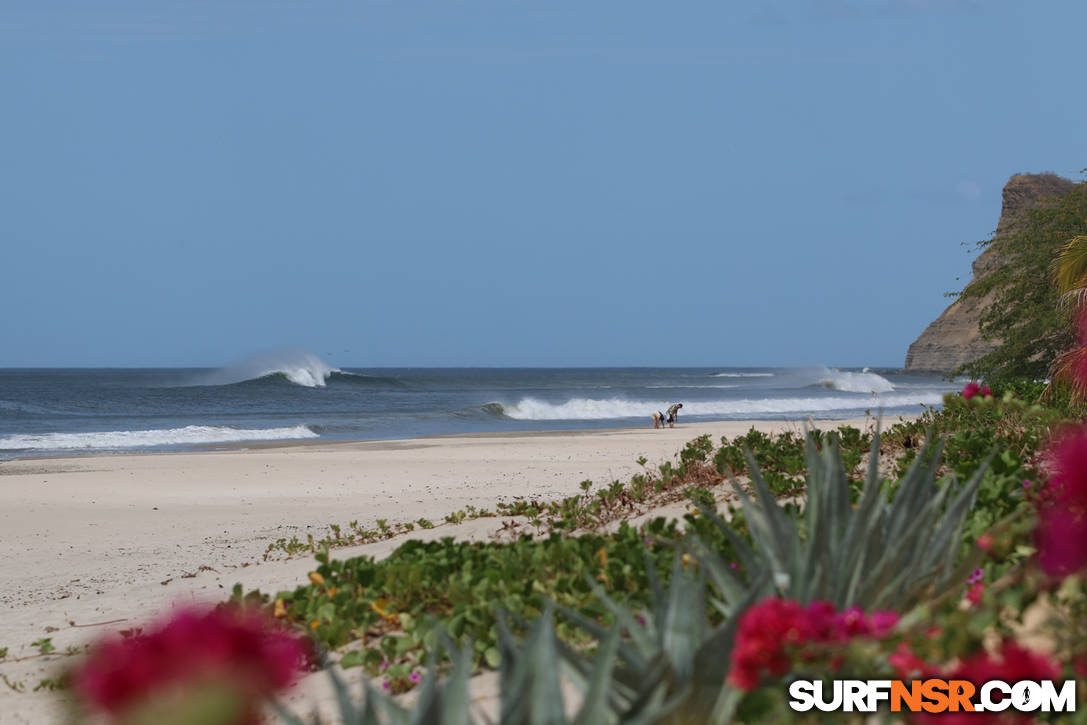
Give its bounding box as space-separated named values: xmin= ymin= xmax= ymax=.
xmin=191 ymin=349 xmax=339 ymax=388
xmin=500 ymin=393 xmax=944 ymax=420
xmin=0 ymin=425 xmax=319 ymax=451
xmin=814 ymin=367 xmax=894 ymax=394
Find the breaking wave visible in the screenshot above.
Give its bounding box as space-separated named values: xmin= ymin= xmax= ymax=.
xmin=187 ymin=349 xmax=340 ymax=388
xmin=493 ymin=393 xmax=943 ymax=420
xmin=813 ymin=367 xmax=895 ymax=394
xmin=0 ymin=425 xmax=319 ymax=451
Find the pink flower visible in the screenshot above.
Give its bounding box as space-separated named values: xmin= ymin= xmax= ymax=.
xmin=867 ymin=610 xmax=900 ymax=636
xmin=888 ymin=642 xmax=929 ymax=679
xmin=913 ymin=641 xmax=1059 ymax=725
xmin=1043 ymin=427 xmax=1087 ymax=505
xmin=834 ymin=606 xmax=870 ymax=638
xmin=728 ymin=597 xmax=900 ymax=690
xmin=1036 ymin=427 xmax=1087 ymax=576
xmin=979 ymin=385 xmax=992 ymax=397
xmin=728 ymin=598 xmax=803 ymax=689
xmin=70 ymin=607 xmax=310 ymax=725
xmin=967 ymin=567 xmax=984 ymax=585
xmin=1037 ymin=509 xmax=1087 ymax=577
xmin=409 ymin=671 xmax=423 ymax=684
xmin=965 ymin=581 xmax=985 ymax=605
xmin=976 ymin=533 xmax=994 ymax=552
xmin=961 ymin=382 xmax=981 ymax=399
xmin=949 ymin=640 xmax=1059 ymax=688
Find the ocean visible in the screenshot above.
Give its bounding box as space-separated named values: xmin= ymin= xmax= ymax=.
xmin=0 ymin=351 xmax=958 ymax=460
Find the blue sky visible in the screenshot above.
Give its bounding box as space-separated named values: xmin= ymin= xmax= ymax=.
xmin=2 ymin=0 xmax=1084 ymax=368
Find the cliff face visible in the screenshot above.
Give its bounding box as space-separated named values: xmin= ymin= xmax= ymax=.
xmin=903 ymin=173 xmax=1076 ymax=374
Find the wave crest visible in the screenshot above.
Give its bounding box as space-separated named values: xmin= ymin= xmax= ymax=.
xmin=814 ymin=367 xmax=894 ymax=394
xmin=190 ymin=349 xmax=339 ymax=388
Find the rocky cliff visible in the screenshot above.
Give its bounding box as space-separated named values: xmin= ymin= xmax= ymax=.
xmin=903 ymin=173 xmax=1077 ymax=374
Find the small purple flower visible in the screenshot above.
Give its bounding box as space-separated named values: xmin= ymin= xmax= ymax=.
xmin=380 ymin=659 xmax=389 ymax=672
xmin=730 ymin=561 xmax=739 ymax=570
xmin=967 ymin=567 xmax=984 ymax=585
xmin=635 ymin=615 xmax=646 ymax=625
xmin=410 ymin=671 xmax=422 ymax=684
xmin=382 ymin=679 xmax=391 ymax=691
xmin=1023 ymin=479 xmax=1031 ymax=489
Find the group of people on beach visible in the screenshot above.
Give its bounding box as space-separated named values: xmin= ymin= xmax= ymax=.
xmin=651 ymin=403 xmax=682 ymax=429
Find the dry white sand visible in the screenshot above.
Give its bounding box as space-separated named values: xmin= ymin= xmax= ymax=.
xmin=0 ymin=417 xmax=889 ymax=722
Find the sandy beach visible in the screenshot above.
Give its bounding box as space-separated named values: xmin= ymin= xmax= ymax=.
xmin=0 ymin=418 xmax=885 ymax=722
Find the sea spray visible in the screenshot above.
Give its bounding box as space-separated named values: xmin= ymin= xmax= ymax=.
xmin=187 ymin=349 xmax=339 ymax=388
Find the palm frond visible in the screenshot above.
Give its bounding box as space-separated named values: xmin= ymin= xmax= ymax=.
xmin=1049 ymin=346 xmax=1087 ymax=402
xmin=1051 ymin=235 xmax=1087 ymax=297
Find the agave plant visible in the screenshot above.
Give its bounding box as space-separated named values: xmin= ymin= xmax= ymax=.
xmin=695 ymin=428 xmax=989 ymax=612
xmin=549 ymin=552 xmax=763 ymax=725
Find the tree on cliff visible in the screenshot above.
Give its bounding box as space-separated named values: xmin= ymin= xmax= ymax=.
xmin=954 ymin=179 xmax=1087 ymax=384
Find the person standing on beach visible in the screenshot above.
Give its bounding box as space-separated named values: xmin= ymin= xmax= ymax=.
xmin=666 ymin=403 xmax=683 ymax=427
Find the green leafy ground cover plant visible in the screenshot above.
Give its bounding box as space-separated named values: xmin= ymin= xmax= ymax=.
xmin=277 ymin=418 xmax=1039 ymax=724
xmin=240 ymin=514 xmax=752 ymax=681
xmin=238 ymin=386 xmax=1076 ymax=719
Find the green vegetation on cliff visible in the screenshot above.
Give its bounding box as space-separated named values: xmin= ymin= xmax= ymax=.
xmin=955 ymin=177 xmax=1087 ymax=384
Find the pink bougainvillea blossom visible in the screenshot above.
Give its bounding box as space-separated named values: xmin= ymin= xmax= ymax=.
xmin=728 ymin=597 xmax=900 ymax=690
xmin=948 ymin=640 xmax=1060 ymax=694
xmin=1042 ymin=427 xmax=1087 ymax=505
xmin=965 ymin=581 xmax=985 ymax=605
xmin=1036 ymin=427 xmax=1087 ymax=577
xmin=71 ymin=606 xmax=310 ymax=725
xmin=960 ymin=382 xmax=993 ymax=399
xmin=888 ymin=642 xmax=932 ymax=679
xmin=1037 ymin=508 xmax=1087 ymax=577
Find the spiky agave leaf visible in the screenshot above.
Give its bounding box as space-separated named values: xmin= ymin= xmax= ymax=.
xmin=718 ymin=428 xmax=988 ymax=612
xmin=552 ymin=552 xmax=753 ymax=724
xmin=495 ymin=606 xmax=568 ymax=725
